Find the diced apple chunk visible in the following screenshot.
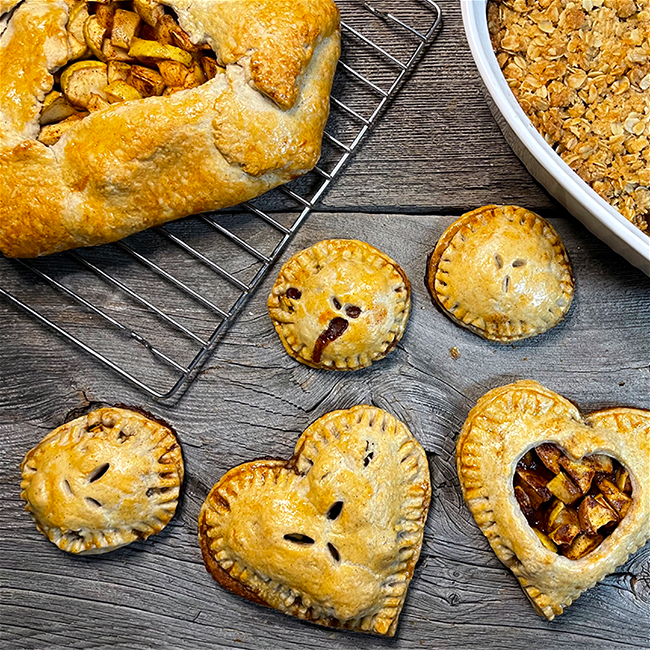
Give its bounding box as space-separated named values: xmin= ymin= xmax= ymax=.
xmin=67 ymin=1 xmax=89 ymax=44
xmin=158 ymin=60 xmax=189 ymax=87
xmin=559 ymin=456 xmax=595 ymax=494
xmin=583 ymin=454 xmax=614 ymax=474
xmin=127 ymin=65 xmax=165 ymax=96
xmin=535 ymin=443 xmax=563 ymax=474
xmin=95 ymin=3 xmax=117 ymax=32
xmin=597 ymin=478 xmax=632 ymax=518
xmin=104 ymin=80 xmax=143 ymax=103
xmin=615 ymin=467 xmax=633 ymax=494
xmin=516 ymin=468 xmax=552 ymax=508
xmin=40 ymin=91 xmax=77 ymax=125
xmin=84 ymin=15 xmax=107 ymax=61
xmin=112 ymin=9 xmax=141 ymax=50
xmin=563 ymin=532 xmax=603 ymax=560
xmin=515 ymin=485 xmax=535 ymax=518
xmin=87 ymin=93 xmax=111 ymax=112
xmin=102 ymin=39 xmax=136 ymax=62
xmin=155 ymin=14 xmax=199 ymax=52
xmin=128 ymin=38 xmax=193 ymax=66
xmin=547 ymin=471 xmax=582 ymax=504
xmin=107 ymin=61 xmax=132 ymax=84
xmin=578 ymin=495 xmax=618 ymax=535
xmin=133 ymin=0 xmax=164 ymax=27
xmin=200 ymin=56 xmax=225 ymax=80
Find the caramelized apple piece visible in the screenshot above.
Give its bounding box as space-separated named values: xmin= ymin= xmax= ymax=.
xmin=112 ymin=9 xmax=141 ymax=50
xmin=547 ymin=471 xmax=582 ymax=504
xmin=583 ymin=454 xmax=613 ymax=474
xmin=563 ymin=532 xmax=603 ymax=560
xmin=533 ymin=527 xmax=557 ymax=553
xmin=516 ymin=468 xmax=552 ymax=507
xmin=127 ymin=65 xmax=165 ymax=96
xmin=597 ymin=478 xmax=632 ymax=518
xmin=95 ymin=3 xmax=117 ymax=33
xmin=550 ymin=522 xmax=581 ymax=546
xmin=200 ymin=55 xmax=225 ymax=80
xmin=547 ymin=499 xmax=578 ymax=529
xmin=515 ymin=485 xmax=535 ymax=518
xmin=535 ymin=443 xmax=562 ymax=474
xmin=559 ymin=456 xmax=595 ymax=494
xmin=615 ymin=467 xmax=633 ymax=495
xmin=578 ymin=495 xmax=618 ymax=535
xmin=547 ymin=499 xmax=580 ymax=545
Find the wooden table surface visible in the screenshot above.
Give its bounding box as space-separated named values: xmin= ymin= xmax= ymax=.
xmin=1 ymin=1 xmax=649 ymax=649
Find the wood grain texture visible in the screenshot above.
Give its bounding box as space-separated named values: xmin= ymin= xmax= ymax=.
xmin=1 ymin=211 xmax=649 ymax=650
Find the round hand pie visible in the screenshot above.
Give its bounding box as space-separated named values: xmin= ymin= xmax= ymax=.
xmin=20 ymin=406 xmax=184 ymax=554
xmin=0 ymin=0 xmax=340 ymax=257
xmin=199 ymin=405 xmax=431 ymax=636
xmin=268 ymin=239 xmax=412 ymax=370
xmin=427 ymin=205 xmax=574 ymax=342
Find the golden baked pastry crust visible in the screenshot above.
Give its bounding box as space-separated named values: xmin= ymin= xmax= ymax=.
xmin=427 ymin=205 xmax=574 ymax=342
xmin=268 ymin=239 xmax=411 ymax=370
xmin=0 ymin=0 xmax=340 ymax=258
xmin=199 ymin=405 xmax=431 ymax=636
xmin=456 ymin=380 xmax=650 ymax=619
xmin=21 ymin=406 xmax=184 ymax=554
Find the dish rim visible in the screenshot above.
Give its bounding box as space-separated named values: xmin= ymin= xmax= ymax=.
xmin=461 ymin=0 xmax=650 ymax=268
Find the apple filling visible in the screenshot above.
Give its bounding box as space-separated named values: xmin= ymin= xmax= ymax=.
xmin=514 ymin=444 xmax=633 ymax=560
xmin=38 ymin=0 xmax=224 ymax=146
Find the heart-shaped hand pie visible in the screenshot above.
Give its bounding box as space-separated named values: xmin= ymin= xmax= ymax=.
xmin=456 ymin=380 xmax=650 ymax=619
xmin=199 ymin=405 xmax=431 ymax=636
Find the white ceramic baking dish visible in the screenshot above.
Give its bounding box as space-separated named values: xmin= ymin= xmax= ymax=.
xmin=462 ymin=0 xmax=650 ymax=276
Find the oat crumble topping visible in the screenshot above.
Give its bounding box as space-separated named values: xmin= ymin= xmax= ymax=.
xmin=488 ymin=0 xmax=650 ymax=233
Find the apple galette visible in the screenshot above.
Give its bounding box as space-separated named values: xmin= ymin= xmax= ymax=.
xmin=427 ymin=205 xmax=574 ymax=342
xmin=268 ymin=239 xmax=412 ymax=370
xmin=0 ymin=0 xmax=340 ymax=257
xmin=457 ymin=380 xmax=650 ymax=619
xmin=21 ymin=406 xmax=184 ymax=554
xmin=199 ymin=405 xmax=431 ymax=636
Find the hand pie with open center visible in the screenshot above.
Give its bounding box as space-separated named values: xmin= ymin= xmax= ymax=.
xmin=427 ymin=205 xmax=574 ymax=342
xmin=199 ymin=405 xmax=431 ymax=635
xmin=21 ymin=407 xmax=183 ymax=554
xmin=457 ymin=380 xmax=650 ymax=619
xmin=268 ymin=239 xmax=411 ymax=370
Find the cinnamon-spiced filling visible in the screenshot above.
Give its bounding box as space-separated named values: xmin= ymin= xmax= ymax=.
xmin=38 ymin=1 xmax=223 ymax=146
xmin=514 ymin=444 xmax=633 ymax=560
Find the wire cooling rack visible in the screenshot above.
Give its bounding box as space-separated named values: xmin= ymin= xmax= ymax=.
xmin=0 ymin=0 xmax=442 ymax=400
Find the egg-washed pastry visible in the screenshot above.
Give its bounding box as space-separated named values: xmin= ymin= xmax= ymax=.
xmin=199 ymin=405 xmax=431 ymax=636
xmin=427 ymin=205 xmax=574 ymax=342
xmin=268 ymin=239 xmax=411 ymax=370
xmin=0 ymin=0 xmax=340 ymax=257
xmin=457 ymin=380 xmax=650 ymax=619
xmin=21 ymin=406 xmax=184 ymax=554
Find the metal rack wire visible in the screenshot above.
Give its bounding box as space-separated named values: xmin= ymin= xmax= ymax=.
xmin=0 ymin=0 xmax=442 ymax=400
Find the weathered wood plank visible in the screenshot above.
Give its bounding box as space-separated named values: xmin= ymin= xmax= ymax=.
xmin=1 ymin=212 xmax=649 ymax=649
